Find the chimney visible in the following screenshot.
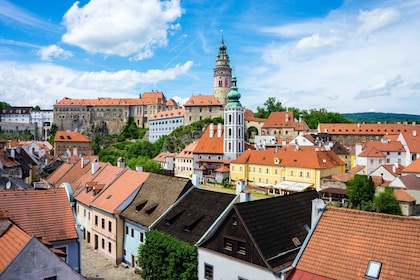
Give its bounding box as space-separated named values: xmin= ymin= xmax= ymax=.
xmin=311 ymin=198 xmax=325 ymax=228
xmin=240 ymin=191 xmax=251 ymax=203
xmin=209 ymin=123 xmax=214 ymax=138
xmin=413 ymin=130 xmax=417 ymax=137
xmin=191 ymin=174 xmax=199 ymax=188
xmin=285 ymin=112 xmax=289 ymax=123
xmin=136 ymin=166 xmax=143 ymax=172
xmin=217 ymin=123 xmax=222 ymax=138
xmin=236 ymin=180 xmax=246 ymax=194
xmin=117 ymin=157 xmax=125 ymax=168
xmin=81 ymin=157 xmax=85 ymax=168
xmin=0 ymin=210 xmax=9 ymax=220
xmin=10 ymin=149 xmax=15 ymax=158
xmin=92 ymin=159 xmax=99 ymax=175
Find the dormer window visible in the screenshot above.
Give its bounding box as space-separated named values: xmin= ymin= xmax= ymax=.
xmin=365 ymin=261 xmax=382 ymax=279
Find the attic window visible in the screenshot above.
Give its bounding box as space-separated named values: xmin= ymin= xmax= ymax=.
xmin=292 ymin=237 xmax=301 ymax=247
xmin=135 ymin=200 xmax=148 ymax=211
xmin=67 ymin=136 xmax=71 ymax=139
xmin=144 ymin=203 xmax=158 ymax=214
xmin=165 ymin=210 xmax=184 ymax=226
xmin=106 ymin=194 xmax=112 ymax=199
xmin=365 ymin=261 xmax=382 ymax=279
xmin=60 ymin=136 xmax=64 ymax=139
xmin=183 ymin=215 xmax=203 ymax=232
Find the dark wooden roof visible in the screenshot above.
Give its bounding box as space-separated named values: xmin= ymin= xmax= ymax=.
xmin=235 ymin=190 xmax=319 ymax=271
xmin=120 ymin=174 xmax=192 ymax=227
xmin=152 ymin=188 xmax=237 ymax=246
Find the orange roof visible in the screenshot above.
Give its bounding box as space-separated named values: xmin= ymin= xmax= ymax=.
xmin=153 ymin=152 xmax=177 ymax=163
xmin=295 ymin=207 xmax=420 ymax=279
xmin=362 ymin=139 xmax=405 ymax=152
xmin=73 ymin=163 xmax=123 ymax=206
xmin=357 ymin=146 xmax=386 ymax=158
xmin=193 ymin=125 xmax=224 ymax=154
xmin=0 ymin=218 xmax=31 ymax=272
xmin=262 ymin=111 xmax=309 ymax=131
xmin=176 ymin=142 xmax=197 ymax=159
xmin=394 ymin=189 xmax=415 ymax=202
xmin=150 ymin=108 xmax=185 ymax=120
xmin=0 ymin=189 xmax=78 ymax=242
xmin=232 ymin=147 xmax=345 ymax=169
xmin=348 ymin=165 xmax=365 ymax=174
xmin=244 ymin=109 xmax=266 ymax=122
xmin=166 ymin=98 xmax=178 ymax=107
xmin=183 ymin=95 xmax=222 ymax=107
xmin=399 ymin=130 xmax=420 ymax=153
xmin=381 ymin=164 xmax=404 ymax=176
xmin=90 ymin=169 xmax=150 ymax=213
xmin=54 ymin=131 xmax=91 ymax=143
xmin=55 ymin=93 xmax=166 ymax=107
xmin=402 ymin=158 xmax=420 ymax=173
xmin=318 ymin=123 xmax=420 ymax=135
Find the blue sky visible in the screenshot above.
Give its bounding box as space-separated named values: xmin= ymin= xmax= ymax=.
xmin=1 ymin=0 xmax=420 ymax=114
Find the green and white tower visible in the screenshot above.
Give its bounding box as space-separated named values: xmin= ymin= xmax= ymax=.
xmin=224 ymin=75 xmax=244 ymax=160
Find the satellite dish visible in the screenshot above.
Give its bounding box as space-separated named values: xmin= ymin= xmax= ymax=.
xmin=6 ymin=181 xmax=11 ymax=189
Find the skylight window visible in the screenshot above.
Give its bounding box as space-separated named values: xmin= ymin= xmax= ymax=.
xmin=365 ymin=260 xmax=382 ymax=279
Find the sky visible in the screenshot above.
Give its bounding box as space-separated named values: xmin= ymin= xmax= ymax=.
xmin=1 ymin=0 xmax=420 ymax=114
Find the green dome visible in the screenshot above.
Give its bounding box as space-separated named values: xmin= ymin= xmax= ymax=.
xmin=226 ymin=76 xmax=243 ymax=109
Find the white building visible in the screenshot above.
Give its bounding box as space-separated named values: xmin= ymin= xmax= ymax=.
xmin=148 ymin=108 xmax=184 ymax=143
xmin=31 ymin=109 xmax=53 ymax=140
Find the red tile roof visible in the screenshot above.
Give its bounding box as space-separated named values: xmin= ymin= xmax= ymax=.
xmin=0 ymin=218 xmax=31 ymax=272
xmin=183 ymin=95 xmax=222 ymax=107
xmin=176 ymin=142 xmax=197 ymax=159
xmin=357 ymin=146 xmax=386 ymax=158
xmin=55 ymin=93 xmax=166 ymax=107
xmin=90 ymin=169 xmax=149 ymax=213
xmin=0 ymin=189 xmax=78 ymax=242
xmin=262 ymin=112 xmax=309 ymax=131
xmin=362 ymin=139 xmax=405 ymax=152
xmin=394 ymin=189 xmax=415 ymax=202
xmin=153 ymin=152 xmax=177 ymax=163
xmin=399 ymin=130 xmax=420 ymax=153
xmin=318 ymin=123 xmax=419 ymax=135
xmin=54 ymin=131 xmax=91 ymax=143
xmin=194 ymin=125 xmax=224 ymax=155
xmin=294 ymin=207 xmax=420 ymax=279
xmin=402 ymin=158 xmax=420 ymax=173
xmin=232 ymin=147 xmax=345 ymax=169
xmin=244 ymin=109 xmax=266 ymax=122
xmin=150 ymin=108 xmax=184 ymax=120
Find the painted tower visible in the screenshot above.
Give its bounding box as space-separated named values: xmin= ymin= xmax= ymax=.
xmin=213 ymin=37 xmax=232 ymax=105
xmin=224 ymin=75 xmax=244 ymax=160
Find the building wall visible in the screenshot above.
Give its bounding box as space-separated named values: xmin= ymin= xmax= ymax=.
xmin=90 ymin=208 xmax=119 ymax=264
xmin=184 ymin=106 xmax=224 ymax=126
xmin=1 ymin=237 xmax=84 ymax=280
xmin=175 ymin=156 xmax=194 ymax=178
xmin=54 ymin=140 xmax=93 ymax=156
xmin=198 ymin=248 xmax=279 ymax=280
xmin=123 ymin=220 xmax=147 ymax=269
xmin=149 ymin=115 xmax=184 ymax=143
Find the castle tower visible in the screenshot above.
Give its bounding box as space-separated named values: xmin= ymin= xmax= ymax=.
xmin=224 ymin=75 xmax=244 ymax=160
xmin=213 ymin=36 xmax=232 ymax=105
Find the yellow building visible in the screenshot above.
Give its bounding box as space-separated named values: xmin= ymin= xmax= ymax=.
xmin=230 ymin=146 xmax=345 ymax=192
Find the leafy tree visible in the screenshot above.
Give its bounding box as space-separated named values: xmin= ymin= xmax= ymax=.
xmin=254 ymin=97 xmax=285 ymax=118
xmin=374 ymin=188 xmax=402 ymax=215
xmin=34 ymin=105 xmax=41 ymax=110
xmin=126 ymin=156 xmax=163 ymax=173
xmin=0 ymin=101 xmax=10 ymax=111
xmin=47 ymin=123 xmax=57 ymax=145
xmin=139 ymin=230 xmax=198 ymax=280
xmin=346 ymin=174 xmax=375 ymax=210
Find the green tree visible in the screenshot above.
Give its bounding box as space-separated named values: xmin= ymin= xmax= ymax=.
xmin=139 ymin=230 xmax=198 ymax=280
xmin=126 ymin=156 xmax=163 ymax=173
xmin=374 ymin=188 xmax=402 ymax=215
xmin=346 ymin=174 xmax=375 ymax=210
xmin=47 ymin=123 xmax=57 ymax=145
xmin=34 ymin=105 xmax=41 ymax=110
xmin=0 ymin=101 xmax=10 ymax=111
xmin=254 ymin=97 xmax=285 ymax=118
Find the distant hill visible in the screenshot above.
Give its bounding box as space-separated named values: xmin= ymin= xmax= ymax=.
xmin=342 ymin=112 xmax=420 ymax=124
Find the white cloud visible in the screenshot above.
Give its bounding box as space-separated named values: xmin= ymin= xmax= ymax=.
xmin=295 ymin=33 xmax=342 ymax=51
xmin=0 ymin=60 xmax=193 ymax=108
xmin=37 ymin=44 xmax=73 ymax=61
xmin=355 ymin=75 xmax=403 ymax=99
xmin=357 ymin=8 xmax=400 ymax=35
xmin=61 ymin=0 xmax=183 ymax=60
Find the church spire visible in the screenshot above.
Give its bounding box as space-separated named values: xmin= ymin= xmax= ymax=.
xmin=213 ymin=34 xmax=232 ymax=105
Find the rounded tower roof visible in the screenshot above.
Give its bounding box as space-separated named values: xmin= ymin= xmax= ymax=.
xmin=226 ymin=75 xmax=243 ymax=109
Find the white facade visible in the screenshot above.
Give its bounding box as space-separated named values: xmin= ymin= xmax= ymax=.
xmin=224 ymin=108 xmax=244 ymax=160
xmin=198 ymin=248 xmax=279 ymax=280
xmin=31 ymin=110 xmax=53 ymax=140
xmin=148 ymin=109 xmax=184 ymax=143
xmin=1 ymin=107 xmax=32 ymax=124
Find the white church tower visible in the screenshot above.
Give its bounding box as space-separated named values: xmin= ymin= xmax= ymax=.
xmin=224 ymin=75 xmax=244 ymax=160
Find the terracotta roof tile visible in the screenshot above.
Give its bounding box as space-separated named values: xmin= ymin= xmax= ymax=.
xmin=176 ymin=142 xmax=197 ymax=159
xmin=319 ymin=123 xmax=420 ymax=135
xmin=90 ymin=169 xmax=149 ymax=213
xmin=244 ymin=109 xmax=266 ymax=122
xmin=0 ymin=189 xmax=78 ymax=242
xmin=194 ymin=125 xmax=224 ymax=154
xmin=0 ymin=218 xmax=31 ymax=272
xmin=394 ymin=189 xmax=415 ymax=202
xmin=55 ymin=93 xmax=166 ymax=107
xmin=399 ymin=130 xmax=420 ymax=153
xmin=183 ymin=95 xmax=222 ymax=107
xmin=348 ymin=165 xmax=365 ymax=174
xmin=402 ymin=158 xmax=420 ymax=173
xmin=357 ymin=146 xmax=386 ymax=157
xmin=153 ymin=152 xmax=177 ymax=163
xmin=294 ymin=207 xmax=420 ymax=279
xmin=54 ymin=131 xmax=91 ymax=143
xmin=150 ymin=108 xmax=184 ymax=120
xmin=232 ymin=147 xmax=345 ymax=169
xmin=262 ymin=111 xmax=309 ymax=131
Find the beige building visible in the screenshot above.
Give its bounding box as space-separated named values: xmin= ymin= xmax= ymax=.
xmin=53 ymin=92 xmax=175 ymax=135
xmin=174 ymin=142 xmax=197 ymax=178
xmin=54 ymin=130 xmax=93 ymax=156
xmin=183 ymin=95 xmax=224 ymax=125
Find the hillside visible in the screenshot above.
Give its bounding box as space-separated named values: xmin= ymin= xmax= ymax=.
xmin=342 ymin=112 xmax=420 ymax=123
